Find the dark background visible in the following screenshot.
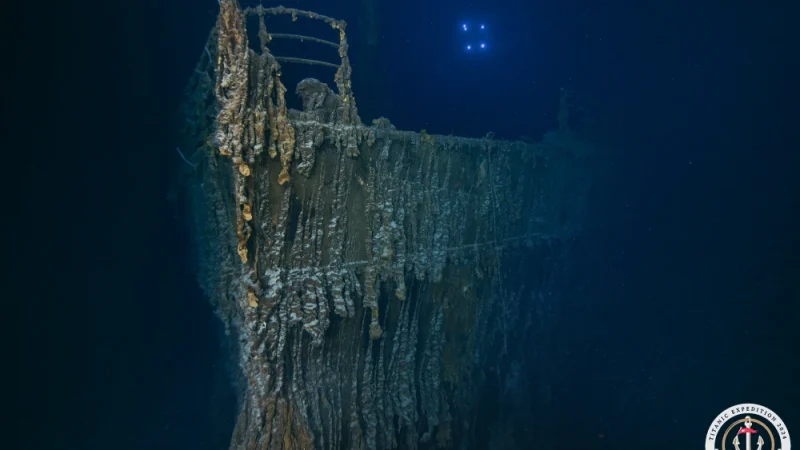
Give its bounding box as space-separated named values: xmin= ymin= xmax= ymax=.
xmin=13 ymin=0 xmax=797 ymax=448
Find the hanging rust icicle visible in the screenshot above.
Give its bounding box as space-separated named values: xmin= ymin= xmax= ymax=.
xmin=214 ymin=0 xmax=253 ymax=265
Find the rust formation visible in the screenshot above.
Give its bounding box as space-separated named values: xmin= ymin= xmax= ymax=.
xmin=178 ymin=1 xmax=592 ymax=448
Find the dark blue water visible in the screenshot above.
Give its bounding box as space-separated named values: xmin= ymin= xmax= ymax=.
xmin=18 ymin=0 xmax=794 ymax=448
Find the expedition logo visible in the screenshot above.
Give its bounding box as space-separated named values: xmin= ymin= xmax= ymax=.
xmin=706 ymin=403 xmax=791 ymax=450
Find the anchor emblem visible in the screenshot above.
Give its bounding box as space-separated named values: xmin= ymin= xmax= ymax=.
xmin=706 ymin=403 xmax=790 ymax=450
xmin=733 ymin=416 xmax=765 ymax=450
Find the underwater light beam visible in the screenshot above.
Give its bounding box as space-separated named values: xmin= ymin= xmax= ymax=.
xmin=459 ymin=20 xmax=490 ymax=53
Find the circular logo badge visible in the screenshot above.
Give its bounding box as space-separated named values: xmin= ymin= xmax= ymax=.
xmin=706 ymin=403 xmax=791 ymax=450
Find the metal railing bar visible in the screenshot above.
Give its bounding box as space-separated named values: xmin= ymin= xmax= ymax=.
xmin=274 ymin=57 xmax=340 ymax=69
xmin=244 ymin=6 xmax=346 ymax=30
xmin=268 ymin=33 xmax=339 ymax=49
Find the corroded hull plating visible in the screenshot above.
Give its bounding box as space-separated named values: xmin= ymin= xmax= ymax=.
xmin=178 ymin=1 xmax=591 ymax=448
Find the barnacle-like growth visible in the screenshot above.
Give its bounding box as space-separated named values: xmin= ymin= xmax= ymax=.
xmin=178 ymin=1 xmax=594 ymax=448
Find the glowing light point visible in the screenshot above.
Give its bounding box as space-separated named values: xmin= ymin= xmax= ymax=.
xmin=480 ymin=24 xmax=485 ymax=30
xmin=466 ymin=44 xmax=472 ymax=50
xmin=462 ymin=23 xmax=468 ymax=31
xmin=480 ymin=42 xmax=486 ymax=49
